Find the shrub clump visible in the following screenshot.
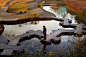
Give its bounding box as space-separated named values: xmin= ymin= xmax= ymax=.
xmin=30 ymin=13 xmax=39 ymax=18
xmin=38 ymin=3 xmax=42 ymax=8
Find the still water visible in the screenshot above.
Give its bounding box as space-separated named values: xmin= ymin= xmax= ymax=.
xmin=0 ymin=6 xmax=79 ymax=56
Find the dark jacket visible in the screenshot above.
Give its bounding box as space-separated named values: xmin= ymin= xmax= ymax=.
xmin=43 ymin=27 xmax=46 ymax=35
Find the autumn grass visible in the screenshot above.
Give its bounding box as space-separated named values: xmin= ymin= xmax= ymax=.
xmin=7 ymin=0 xmax=34 ymax=13
xmin=7 ymin=2 xmax=32 ymax=13
xmin=0 ymin=0 xmax=10 ymax=8
xmin=66 ymin=4 xmax=75 ymax=11
xmin=10 ymin=0 xmax=34 ymax=3
xmin=38 ymin=3 xmax=42 ymax=8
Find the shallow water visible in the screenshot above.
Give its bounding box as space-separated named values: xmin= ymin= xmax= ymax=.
xmin=0 ymin=6 xmax=79 ymax=56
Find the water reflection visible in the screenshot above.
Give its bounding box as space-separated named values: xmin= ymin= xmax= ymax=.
xmin=20 ymin=37 xmax=62 ymax=56
xmin=19 ymin=35 xmax=77 ymax=56
xmin=30 ymin=21 xmax=39 ymax=25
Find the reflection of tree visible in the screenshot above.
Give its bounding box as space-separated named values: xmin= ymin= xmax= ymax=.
xmin=19 ymin=24 xmax=21 ymax=27
xmin=30 ymin=21 xmax=39 ymax=25
xmin=18 ymin=21 xmax=39 ymax=27
xmin=0 ymin=25 xmax=4 ymax=36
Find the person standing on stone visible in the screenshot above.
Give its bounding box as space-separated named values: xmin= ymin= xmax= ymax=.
xmin=43 ymin=26 xmax=47 ymax=40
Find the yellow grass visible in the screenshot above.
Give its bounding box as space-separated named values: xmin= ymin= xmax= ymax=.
xmin=8 ymin=2 xmax=30 ymax=13
xmin=0 ymin=0 xmax=10 ymax=8
xmin=10 ymin=0 xmax=34 ymax=5
xmin=7 ymin=0 xmax=34 ymax=13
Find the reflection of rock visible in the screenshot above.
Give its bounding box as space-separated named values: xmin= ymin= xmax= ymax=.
xmin=0 ymin=25 xmax=4 ymax=35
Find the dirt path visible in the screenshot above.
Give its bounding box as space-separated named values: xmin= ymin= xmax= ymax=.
xmin=4 ymin=0 xmax=14 ymax=7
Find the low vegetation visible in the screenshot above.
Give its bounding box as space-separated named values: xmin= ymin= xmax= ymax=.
xmin=30 ymin=13 xmax=39 ymax=18
xmin=7 ymin=0 xmax=34 ymax=13
xmin=38 ymin=3 xmax=43 ymax=8
xmin=13 ymin=0 xmax=33 ymax=2
xmin=0 ymin=0 xmax=10 ymax=8
xmin=7 ymin=2 xmax=32 ymax=13
xmin=18 ymin=13 xmax=39 ymax=20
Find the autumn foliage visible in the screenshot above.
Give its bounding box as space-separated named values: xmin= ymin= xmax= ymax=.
xmin=63 ymin=0 xmax=86 ymax=12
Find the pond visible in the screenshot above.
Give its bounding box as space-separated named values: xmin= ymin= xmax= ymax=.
xmin=0 ymin=6 xmax=80 ymax=56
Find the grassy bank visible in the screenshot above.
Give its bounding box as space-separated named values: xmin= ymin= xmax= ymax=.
xmin=0 ymin=0 xmax=10 ymax=8
xmin=7 ymin=2 xmax=31 ymax=13
xmin=7 ymin=0 xmax=34 ymax=13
